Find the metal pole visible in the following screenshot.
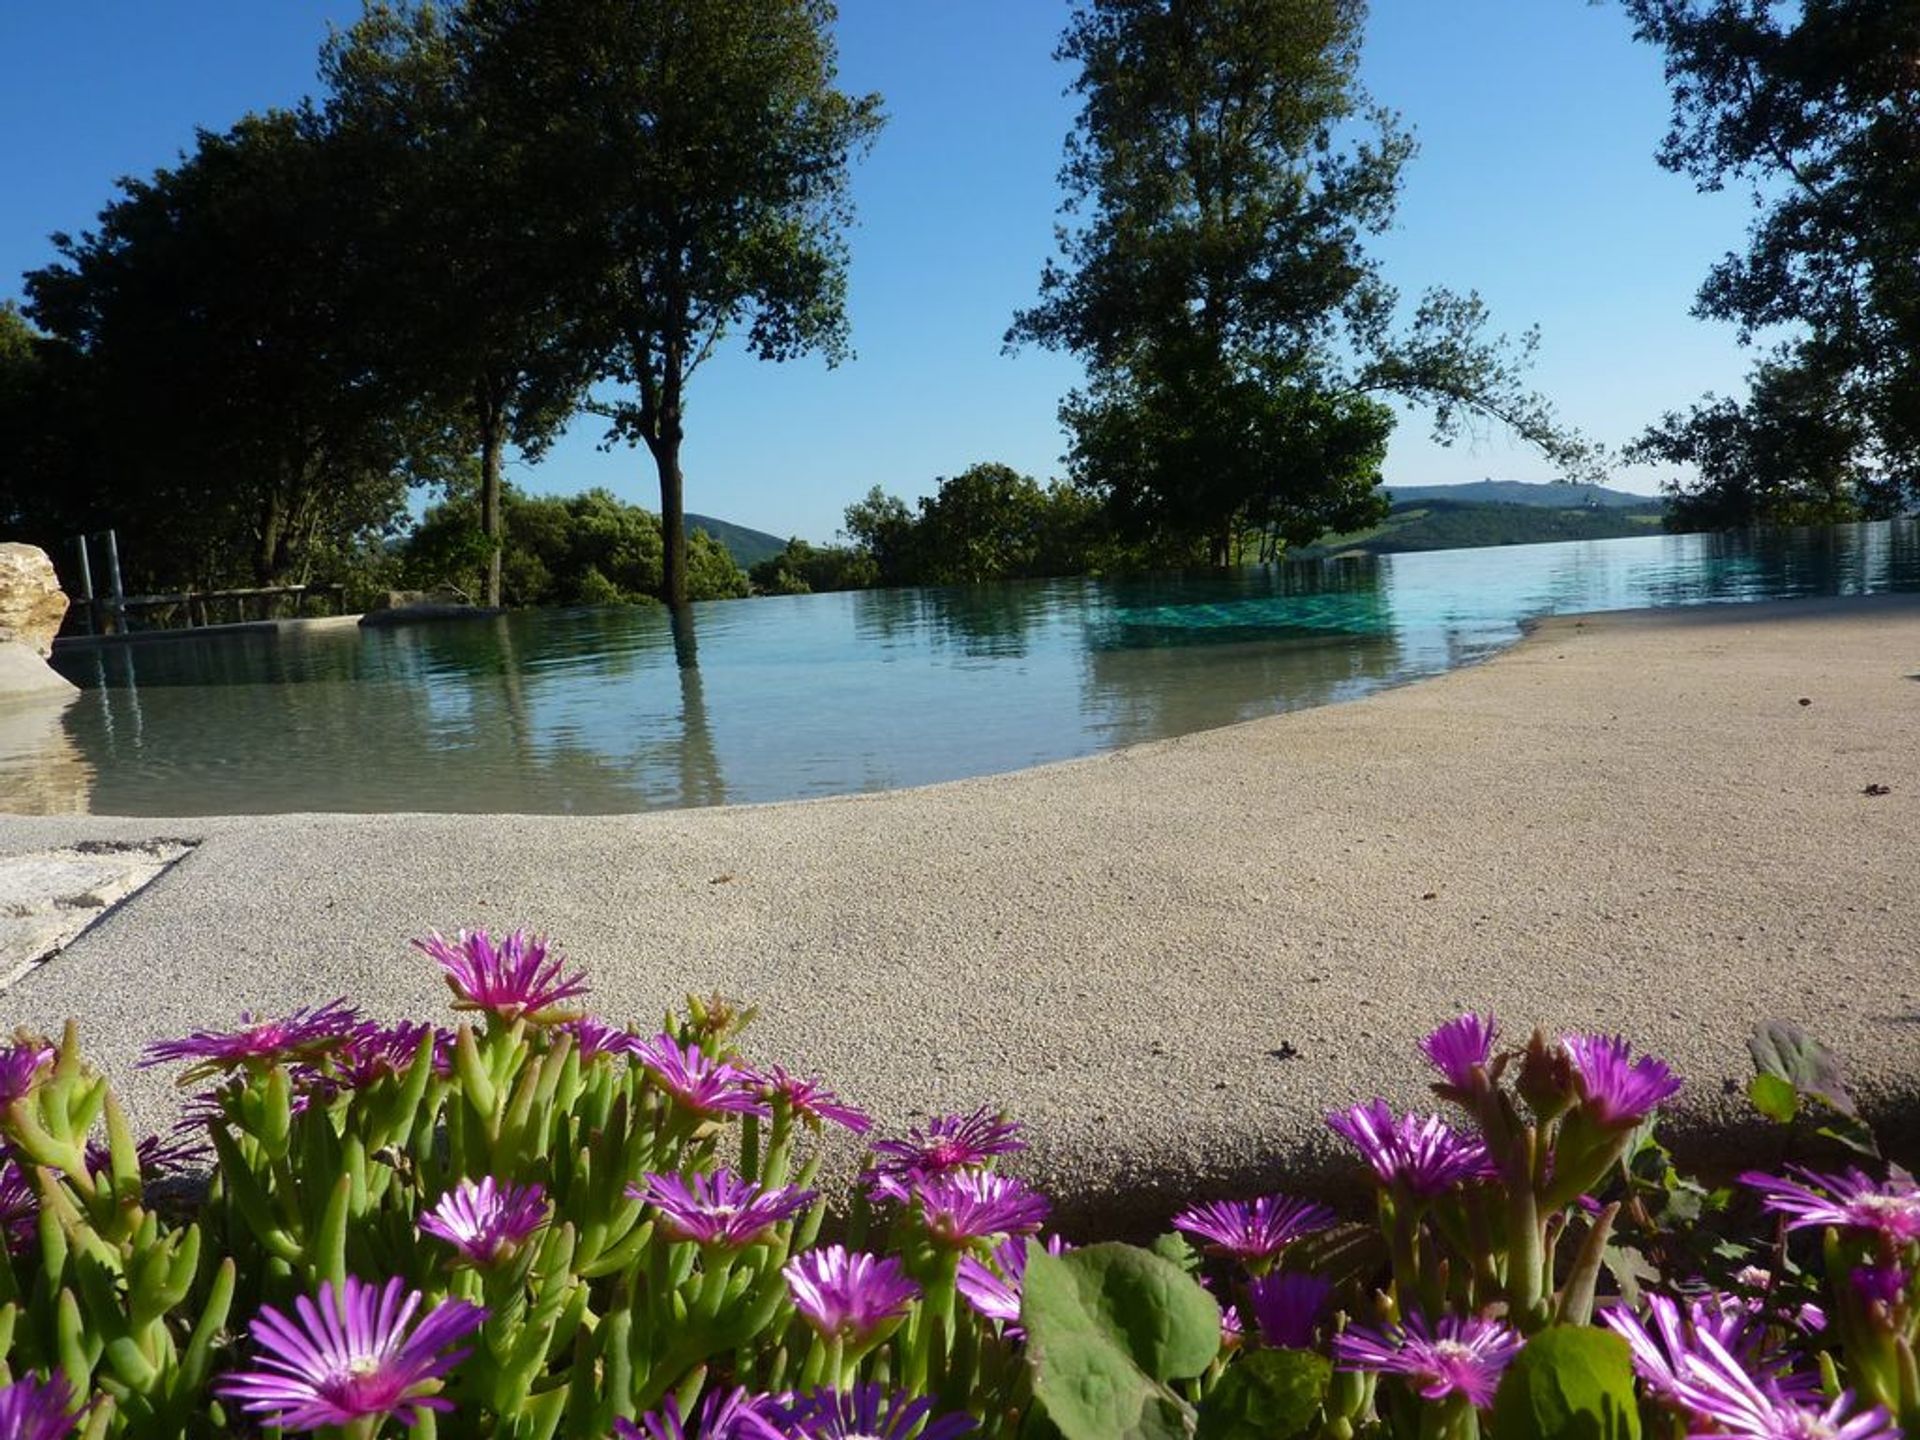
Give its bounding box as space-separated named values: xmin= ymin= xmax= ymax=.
xmin=73 ymin=534 xmax=96 ymax=636
xmin=103 ymin=529 xmax=126 ymax=634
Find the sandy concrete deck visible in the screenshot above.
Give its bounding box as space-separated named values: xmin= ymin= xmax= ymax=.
xmin=3 ymin=593 xmax=1918 ymax=1229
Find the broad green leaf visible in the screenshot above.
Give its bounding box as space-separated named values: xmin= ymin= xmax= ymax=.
xmin=1149 ymin=1231 xmax=1200 ymax=1274
xmin=1195 ymin=1348 xmax=1329 ymax=1440
xmin=1491 ymin=1326 xmax=1642 ymax=1440
xmin=1022 ymin=1242 xmax=1220 ymax=1440
xmin=1747 ymin=1021 xmax=1856 ymax=1117
xmin=1748 ymin=1072 xmax=1799 ymax=1123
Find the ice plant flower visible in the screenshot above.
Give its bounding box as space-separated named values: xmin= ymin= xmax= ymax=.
xmin=141 ymin=999 xmax=362 ymax=1080
xmin=629 ymin=1168 xmax=816 ymax=1248
xmin=333 ymin=1021 xmax=454 ymax=1087
xmin=956 ymin=1235 xmax=1069 ymax=1329
xmin=1851 ymin=1263 xmax=1908 ymax=1313
xmin=1334 ymin=1312 xmax=1522 ymax=1409
xmin=1326 ymin=1100 xmax=1494 ymax=1198
xmin=1602 ymin=1293 xmax=1821 ymax=1417
xmin=0 ymin=1375 xmax=75 ymax=1440
xmin=413 ymin=929 xmax=589 ymax=1022
xmin=1171 ymin=1193 xmax=1336 ymax=1263
xmin=215 ymin=1275 xmax=485 ymax=1432
xmin=418 ymin=1177 xmax=548 ymax=1265
xmin=629 ymin=1033 xmax=770 ymax=1119
xmin=911 ymin=1169 xmax=1050 ymax=1244
xmin=84 ymin=1131 xmax=210 ymax=1182
xmin=756 ymin=1065 xmax=872 ymax=1134
xmin=0 ymin=1043 xmax=53 ymax=1107
xmin=1670 ymin=1329 xmax=1900 ymax=1440
xmin=1421 ymin=1013 xmax=1497 ymax=1091
xmin=564 ymin=1015 xmax=634 ymax=1061
xmin=1560 ymin=1032 xmax=1682 ymax=1128
xmin=1248 ymin=1271 xmax=1334 ymax=1350
xmin=614 ymin=1388 xmax=785 ymax=1440
xmin=776 ymin=1384 xmax=976 ymax=1440
xmin=1739 ymin=1165 xmax=1920 ymax=1245
xmin=867 ymin=1106 xmax=1025 ymax=1193
xmin=0 ymin=1160 xmax=39 ymax=1254
xmin=784 ymin=1246 xmax=920 ymax=1341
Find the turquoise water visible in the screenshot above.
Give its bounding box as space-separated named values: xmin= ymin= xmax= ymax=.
xmin=13 ymin=519 xmax=1920 ymax=816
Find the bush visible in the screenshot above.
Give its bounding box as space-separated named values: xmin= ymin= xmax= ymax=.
xmin=0 ymin=935 xmax=1913 ymax=1437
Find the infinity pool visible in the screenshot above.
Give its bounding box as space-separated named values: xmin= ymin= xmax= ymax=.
xmin=11 ymin=519 xmax=1919 ymax=816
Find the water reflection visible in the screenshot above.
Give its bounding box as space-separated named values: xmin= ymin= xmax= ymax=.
xmin=9 ymin=519 xmax=1919 ymax=817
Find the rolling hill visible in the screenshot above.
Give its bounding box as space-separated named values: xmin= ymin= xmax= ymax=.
xmin=685 ymin=513 xmax=789 ymax=570
xmin=1298 ymin=495 xmax=1667 ymax=557
xmin=1383 ymin=480 xmax=1655 ymax=509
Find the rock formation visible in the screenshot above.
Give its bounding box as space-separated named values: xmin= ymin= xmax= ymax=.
xmin=0 ymin=543 xmax=77 ymax=698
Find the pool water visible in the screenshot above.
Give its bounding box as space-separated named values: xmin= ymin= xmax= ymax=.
xmin=12 ymin=519 xmax=1920 ymax=816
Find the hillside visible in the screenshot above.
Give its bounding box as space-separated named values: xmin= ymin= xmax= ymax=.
xmin=1298 ymin=496 xmax=1666 ymax=557
xmin=685 ymin=513 xmax=788 ymax=569
xmin=1384 ymin=480 xmax=1655 ymax=509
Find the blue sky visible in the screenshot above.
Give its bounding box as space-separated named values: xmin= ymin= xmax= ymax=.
xmin=0 ymin=2 xmax=1760 ymax=542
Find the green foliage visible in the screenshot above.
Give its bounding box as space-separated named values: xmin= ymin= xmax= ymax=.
xmin=1489 ymin=1328 xmax=1641 ymax=1440
xmin=1010 ymin=0 xmax=1594 ymax=566
xmin=1621 ymin=0 xmax=1920 ymax=521
xmin=1020 ymin=1243 xmax=1220 ymax=1440
xmin=747 ymin=538 xmax=877 ymax=595
xmin=1195 ymin=1348 xmax=1329 ymax=1440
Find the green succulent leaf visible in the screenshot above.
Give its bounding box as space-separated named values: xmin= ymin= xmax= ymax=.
xmin=1490 ymin=1326 xmax=1642 ymax=1440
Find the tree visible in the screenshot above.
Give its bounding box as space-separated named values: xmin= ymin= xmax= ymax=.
xmin=321 ymin=2 xmax=587 ymax=607
xmin=458 ymin=0 xmax=884 ymax=609
xmin=1010 ymin=0 xmax=1593 ymax=565
xmin=1619 ymin=0 xmax=1920 ymax=520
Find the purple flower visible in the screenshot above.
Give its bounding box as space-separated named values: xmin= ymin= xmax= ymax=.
xmin=1671 ymin=1329 xmax=1899 ymax=1440
xmin=0 ymin=1375 xmax=75 ymax=1440
xmin=785 ymin=1246 xmax=920 ymax=1341
xmin=1740 ymin=1165 xmax=1920 ymax=1244
xmin=564 ymin=1015 xmax=634 ymax=1061
xmin=868 ymin=1107 xmax=1025 ymax=1192
xmin=614 ymin=1388 xmax=785 ymax=1440
xmin=1601 ymin=1292 xmax=1820 ymax=1416
xmin=912 ymin=1170 xmax=1050 ymax=1245
xmin=1560 ymin=1033 xmax=1682 ymax=1128
xmin=140 ymin=999 xmax=362 ymax=1080
xmin=414 ymin=929 xmax=589 ymax=1022
xmin=332 ymin=1022 xmax=454 ymax=1087
xmin=0 ymin=1160 xmax=39 ymax=1252
xmin=1851 ymin=1263 xmax=1908 ymax=1313
xmin=1220 ymin=1303 xmax=1245 ymax=1348
xmin=777 ymin=1384 xmax=976 ymax=1440
xmin=1420 ymin=1014 xmax=1497 ymax=1090
xmin=629 ymin=1034 xmax=770 ymax=1119
xmin=0 ymin=1044 xmax=54 ymax=1107
xmin=1334 ymin=1312 xmax=1522 ymax=1409
xmin=1248 ymin=1271 xmax=1333 ymax=1350
xmin=1171 ymin=1194 xmax=1336 ymax=1264
xmin=418 ymin=1177 xmax=548 ymax=1265
xmin=629 ymin=1169 xmax=816 ymax=1248
xmin=215 ymin=1275 xmax=484 ymax=1432
xmin=84 ymin=1131 xmax=210 ymax=1183
xmin=956 ymin=1234 xmax=1070 ymax=1330
xmin=1326 ymin=1100 xmax=1494 ymax=1198
xmin=756 ymin=1066 xmax=872 ymax=1134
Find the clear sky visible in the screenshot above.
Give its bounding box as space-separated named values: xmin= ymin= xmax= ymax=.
xmin=0 ymin=2 xmax=1761 ymax=542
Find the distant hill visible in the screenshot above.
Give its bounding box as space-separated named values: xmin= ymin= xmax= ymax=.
xmin=1298 ymin=496 xmax=1666 ymax=558
xmin=685 ymin=513 xmax=788 ymax=569
xmin=1384 ymin=480 xmax=1655 ymax=510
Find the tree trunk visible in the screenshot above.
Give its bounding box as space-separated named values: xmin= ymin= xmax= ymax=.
xmin=478 ymin=385 xmax=505 ymax=609
xmin=652 ymin=432 xmax=688 ymax=611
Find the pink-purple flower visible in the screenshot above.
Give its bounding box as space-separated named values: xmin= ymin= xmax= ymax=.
xmin=1601 ymin=1292 xmax=1821 ymax=1418
xmin=756 ymin=1065 xmax=872 ymax=1134
xmin=776 ymin=1384 xmax=976 ymax=1440
xmin=1420 ymin=1013 xmax=1497 ymax=1091
xmin=141 ymin=999 xmax=362 ymax=1080
xmin=784 ymin=1246 xmax=920 ymax=1341
xmin=84 ymin=1131 xmax=210 ymax=1183
xmin=867 ymin=1107 xmax=1025 ymax=1193
xmin=332 ymin=1021 xmax=454 ymax=1087
xmin=1172 ymin=1194 xmax=1336 ymax=1264
xmin=1670 ymin=1329 xmax=1899 ymax=1440
xmin=1326 ymin=1100 xmax=1494 ymax=1198
xmin=0 ymin=1159 xmax=35 ymax=1253
xmin=629 ymin=1168 xmax=816 ymax=1248
xmin=1739 ymin=1165 xmax=1920 ymax=1244
xmin=418 ymin=1177 xmax=549 ymax=1265
xmin=1334 ymin=1311 xmax=1522 ymax=1409
xmin=956 ymin=1235 xmax=1070 ymax=1329
xmin=629 ymin=1034 xmax=770 ymax=1119
xmin=1248 ymin=1271 xmax=1333 ymax=1350
xmin=413 ymin=929 xmax=589 ymax=1022
xmin=1560 ymin=1032 xmax=1682 ymax=1128
xmin=564 ymin=1015 xmax=634 ymax=1061
xmin=0 ymin=1375 xmax=75 ymax=1440
xmin=0 ymin=1043 xmax=54 ymax=1107
xmin=911 ymin=1169 xmax=1050 ymax=1245
xmin=614 ymin=1388 xmax=785 ymax=1440
xmin=215 ymin=1275 xmax=485 ymax=1432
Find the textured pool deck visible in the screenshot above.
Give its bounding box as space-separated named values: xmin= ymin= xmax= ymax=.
xmin=3 ymin=592 xmax=1918 ymax=1230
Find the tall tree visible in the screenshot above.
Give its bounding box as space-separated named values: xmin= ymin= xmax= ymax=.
xmin=1010 ymin=0 xmax=1593 ymax=564
xmin=1619 ymin=0 xmax=1920 ymax=522
xmin=459 ymin=0 xmax=883 ymax=609
xmin=321 ymin=2 xmax=586 ymax=607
